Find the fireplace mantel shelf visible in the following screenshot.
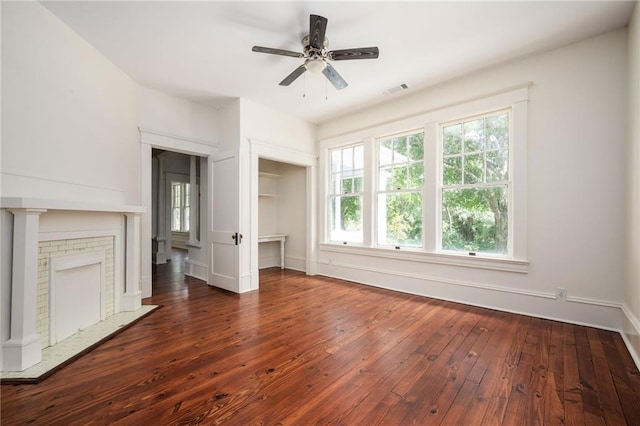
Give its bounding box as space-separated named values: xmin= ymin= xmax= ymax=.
xmin=1 ymin=197 xmax=144 ymax=214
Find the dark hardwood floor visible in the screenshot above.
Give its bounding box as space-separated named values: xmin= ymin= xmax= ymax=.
xmin=2 ymin=252 xmax=640 ymax=425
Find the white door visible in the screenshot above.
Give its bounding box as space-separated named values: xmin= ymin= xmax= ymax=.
xmin=209 ymin=150 xmax=242 ymax=292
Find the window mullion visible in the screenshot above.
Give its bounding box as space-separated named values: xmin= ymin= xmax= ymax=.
xmin=424 ymin=122 xmax=438 ymax=252
xmin=363 ymin=137 xmax=375 ymax=247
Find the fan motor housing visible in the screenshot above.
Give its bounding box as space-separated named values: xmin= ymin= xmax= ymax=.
xmin=302 ymin=35 xmax=329 ymax=59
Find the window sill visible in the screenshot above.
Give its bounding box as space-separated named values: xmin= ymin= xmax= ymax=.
xmin=186 ymin=240 xmax=202 ymax=249
xmin=319 ymin=243 xmax=529 ymax=273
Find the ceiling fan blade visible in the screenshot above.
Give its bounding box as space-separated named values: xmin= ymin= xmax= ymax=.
xmin=329 ymin=47 xmax=379 ymax=61
xmin=279 ymin=64 xmax=307 ymax=86
xmin=322 ymin=63 xmax=348 ymax=90
xmin=252 ymin=46 xmax=304 ymax=58
xmin=309 ymin=14 xmax=328 ymax=49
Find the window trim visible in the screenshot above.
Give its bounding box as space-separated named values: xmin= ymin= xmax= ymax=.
xmin=436 ymin=108 xmax=513 ymax=256
xmin=327 ymin=142 xmax=365 ymax=244
xmin=319 ymin=85 xmax=529 ymax=271
xmin=374 ymin=129 xmax=425 ymax=249
xmin=171 ymin=181 xmax=190 ymax=233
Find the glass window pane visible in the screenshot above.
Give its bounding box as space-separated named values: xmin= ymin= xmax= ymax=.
xmin=464 ymin=154 xmax=484 ymax=184
xmin=331 ymin=173 xmax=341 ymax=194
xmin=443 ymin=156 xmax=462 ymax=185
xmin=185 ymin=184 xmax=190 ymax=207
xmin=486 ymin=113 xmax=509 ymax=150
xmin=441 ymin=186 xmax=508 ymax=254
xmin=172 ymin=183 xmax=181 ymax=208
xmin=408 ymin=133 xmax=424 ymax=161
xmin=379 ymin=167 xmax=394 ymax=190
xmin=408 ymin=162 xmax=424 ymax=188
xmin=379 ymin=139 xmax=393 ymax=166
xmin=172 ymin=208 xmax=180 ymax=231
xmin=377 ymin=192 xmax=423 ymax=248
xmin=331 ymin=150 xmax=341 ymax=173
xmin=392 ymin=166 xmax=407 ymax=190
xmin=343 ymin=178 xmax=353 ymax=194
xmin=443 ymin=124 xmax=462 ymax=155
xmin=184 ymin=207 xmax=190 ymax=232
xmin=330 ymin=195 xmax=362 ymax=243
xmin=442 ymin=124 xmax=462 ymax=155
xmin=393 ymin=136 xmax=407 ymax=161
xmin=354 ymin=145 xmax=364 ymax=169
xmin=463 ymin=119 xmax=484 ymax=153
xmin=354 ymin=176 xmax=363 ymax=193
xmin=342 ymin=147 xmax=353 ymax=172
xmin=486 ymin=149 xmax=509 ymax=182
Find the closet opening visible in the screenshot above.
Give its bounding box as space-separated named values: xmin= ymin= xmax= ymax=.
xmin=257 ymin=158 xmax=307 ymax=273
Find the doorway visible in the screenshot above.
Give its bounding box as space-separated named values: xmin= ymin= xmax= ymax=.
xmin=140 ymin=131 xmax=217 ymax=298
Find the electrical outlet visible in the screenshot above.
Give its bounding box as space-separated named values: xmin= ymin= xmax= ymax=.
xmin=556 ymin=287 xmax=567 ymax=301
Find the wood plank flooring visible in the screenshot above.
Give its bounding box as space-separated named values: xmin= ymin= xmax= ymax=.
xmin=2 ymin=255 xmax=640 ymax=425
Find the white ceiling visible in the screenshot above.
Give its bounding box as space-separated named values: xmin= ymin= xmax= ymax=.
xmin=41 ymin=1 xmax=636 ymax=124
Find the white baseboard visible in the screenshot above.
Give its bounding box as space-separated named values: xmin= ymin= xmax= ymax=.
xmin=258 ymin=255 xmax=281 ymax=270
xmin=621 ymin=304 xmax=640 ymax=370
xmin=185 ymin=259 xmax=207 ymax=282
xmin=258 ymin=255 xmax=307 ymax=272
xmin=317 ymin=260 xmax=625 ymax=333
xmin=284 ymin=255 xmax=306 ymax=272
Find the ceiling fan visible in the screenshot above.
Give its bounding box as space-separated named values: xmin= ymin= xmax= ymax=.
xmin=252 ymin=14 xmax=379 ymax=90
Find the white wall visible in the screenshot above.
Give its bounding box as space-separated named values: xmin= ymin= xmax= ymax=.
xmin=139 ymin=87 xmax=220 ymax=143
xmin=219 ymin=99 xmax=241 ymax=152
xmin=240 ymin=98 xmax=316 ymax=154
xmin=625 ymin=2 xmax=640 ymax=366
xmin=317 ymin=29 xmax=629 ymax=332
xmin=278 ymin=162 xmax=307 ymax=271
xmin=1 ymin=2 xmax=141 ymax=205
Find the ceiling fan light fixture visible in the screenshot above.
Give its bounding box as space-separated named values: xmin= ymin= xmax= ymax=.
xmin=305 ymin=58 xmax=326 ymax=74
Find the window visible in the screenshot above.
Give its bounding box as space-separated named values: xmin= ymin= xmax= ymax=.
xmin=376 ymin=131 xmax=424 ymax=248
xmin=171 ymin=182 xmax=190 ymax=232
xmin=321 ymin=86 xmax=527 ymax=268
xmin=440 ymin=110 xmax=510 ymax=255
xmin=329 ymin=144 xmax=364 ymax=243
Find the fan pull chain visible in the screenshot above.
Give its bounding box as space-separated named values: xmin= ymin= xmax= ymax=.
xmin=325 ymin=79 xmax=328 ymax=101
xmin=302 ymin=74 xmax=306 ymax=98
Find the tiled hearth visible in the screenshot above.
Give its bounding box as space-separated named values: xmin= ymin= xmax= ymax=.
xmin=0 ymin=305 xmax=159 ymax=383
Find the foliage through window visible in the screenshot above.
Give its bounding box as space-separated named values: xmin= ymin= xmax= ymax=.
xmin=441 ymin=110 xmax=510 ymax=254
xmin=377 ymin=131 xmax=424 ymax=248
xmin=171 ymin=182 xmax=190 ymax=233
xmin=329 ymin=144 xmax=364 ymax=243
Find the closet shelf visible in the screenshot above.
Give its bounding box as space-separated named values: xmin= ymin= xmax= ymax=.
xmin=259 ymin=172 xmax=280 ymax=179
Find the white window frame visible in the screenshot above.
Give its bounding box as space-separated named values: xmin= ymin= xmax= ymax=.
xmin=319 ymin=86 xmax=529 ymax=273
xmin=327 ymin=143 xmax=365 ymax=244
xmin=375 ymin=129 xmax=425 ymax=249
xmin=436 ymin=108 xmax=513 ymax=257
xmin=171 ymin=181 xmax=190 ymax=233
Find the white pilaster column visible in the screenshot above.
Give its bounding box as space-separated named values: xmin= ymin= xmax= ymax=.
xmin=3 ymin=208 xmax=46 ymax=371
xmin=122 ymin=213 xmax=142 ymax=311
xmin=155 ymin=155 xmax=167 ymax=264
xmin=187 ymin=155 xmax=199 ymax=247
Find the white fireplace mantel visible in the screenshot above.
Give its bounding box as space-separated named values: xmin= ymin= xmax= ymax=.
xmin=1 ymin=197 xmax=144 ymax=214
xmin=1 ymin=197 xmax=145 ymax=372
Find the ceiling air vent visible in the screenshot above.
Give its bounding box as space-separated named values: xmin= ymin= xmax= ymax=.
xmin=384 ymin=83 xmax=408 ymax=95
